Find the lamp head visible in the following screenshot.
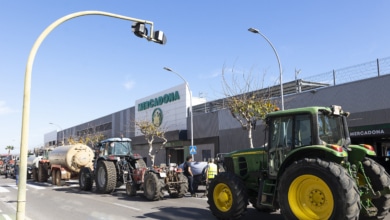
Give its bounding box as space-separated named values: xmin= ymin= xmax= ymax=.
xmin=248 ymin=27 xmax=259 ymax=34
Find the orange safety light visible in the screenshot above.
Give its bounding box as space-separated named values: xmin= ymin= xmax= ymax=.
xmin=360 ymin=144 xmax=375 ymax=151
xmin=327 ymin=144 xmax=343 ymax=152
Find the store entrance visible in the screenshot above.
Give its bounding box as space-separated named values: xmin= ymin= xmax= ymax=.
xmin=166 ymin=148 xmax=185 ymax=165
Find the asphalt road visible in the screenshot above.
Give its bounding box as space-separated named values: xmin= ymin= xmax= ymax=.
xmin=0 ymin=177 xmax=389 ymax=220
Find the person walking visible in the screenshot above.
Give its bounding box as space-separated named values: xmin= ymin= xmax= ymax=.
xmin=14 ymin=161 xmax=19 ymax=186
xmin=183 ymin=155 xmax=196 ymax=197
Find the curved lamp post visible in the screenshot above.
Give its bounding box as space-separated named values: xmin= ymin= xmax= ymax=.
xmin=49 ymin=122 xmax=64 ymax=145
xmin=18 ymin=11 xmax=166 ymax=219
xmin=248 ymin=27 xmax=284 ymax=110
xmin=163 ymin=67 xmax=194 ymax=160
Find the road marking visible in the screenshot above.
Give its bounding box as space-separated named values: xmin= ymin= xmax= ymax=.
xmin=2 ymin=214 xmax=12 ymax=220
xmin=113 ymin=203 xmax=141 ymax=211
xmin=0 ymin=187 xmax=9 ymax=193
xmin=26 ymin=184 xmax=45 ymax=189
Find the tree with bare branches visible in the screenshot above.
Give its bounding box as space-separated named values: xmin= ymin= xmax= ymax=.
xmin=135 ymin=120 xmax=167 ymax=167
xmin=222 ymin=66 xmax=277 ymax=148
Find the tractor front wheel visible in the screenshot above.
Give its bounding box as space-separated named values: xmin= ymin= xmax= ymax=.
xmin=169 ymin=173 xmax=188 ymax=198
xmin=207 ymin=172 xmax=248 ymax=220
xmin=278 ymin=158 xmax=360 ymax=220
xmin=126 ymin=182 xmax=137 ymax=196
xmin=79 ymin=167 xmax=93 ymax=191
xmin=95 ymin=160 xmax=117 ymax=193
xmin=143 ymin=172 xmax=164 ymax=201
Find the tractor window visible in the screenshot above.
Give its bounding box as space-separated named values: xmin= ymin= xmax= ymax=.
xmin=295 ymin=115 xmax=312 ymax=146
xmin=269 ymin=116 xmax=293 ymax=176
xmin=270 ymin=116 xmax=293 ymax=150
xmin=318 ymin=113 xmax=344 ymax=145
xmin=118 ymin=142 xmax=131 ymax=155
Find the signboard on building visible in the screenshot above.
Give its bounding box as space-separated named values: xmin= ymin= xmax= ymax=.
xmin=349 ymin=123 xmax=390 ymax=137
xmin=135 ymin=83 xmax=189 ymax=136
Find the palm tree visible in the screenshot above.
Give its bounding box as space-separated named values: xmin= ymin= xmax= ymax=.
xmin=5 ymin=145 xmax=14 ymax=155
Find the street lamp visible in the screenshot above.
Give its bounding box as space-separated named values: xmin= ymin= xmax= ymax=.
xmin=163 ymin=67 xmax=194 ymax=160
xmin=248 ymin=27 xmax=284 ymax=110
xmin=18 ymin=11 xmax=166 ymax=220
xmin=49 ymin=122 xmax=64 ymax=146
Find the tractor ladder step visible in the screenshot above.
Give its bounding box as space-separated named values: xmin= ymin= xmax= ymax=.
xmin=257 ymin=179 xmax=276 ymax=207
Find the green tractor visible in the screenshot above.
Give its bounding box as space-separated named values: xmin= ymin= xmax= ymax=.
xmin=207 ymin=105 xmax=390 ymax=220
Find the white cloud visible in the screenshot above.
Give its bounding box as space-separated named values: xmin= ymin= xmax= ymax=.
xmin=123 ymin=80 xmax=135 ymax=90
xmin=0 ymin=101 xmax=12 ymax=115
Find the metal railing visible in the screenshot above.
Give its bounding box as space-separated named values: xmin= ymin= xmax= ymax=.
xmin=193 ymin=57 xmax=390 ymax=115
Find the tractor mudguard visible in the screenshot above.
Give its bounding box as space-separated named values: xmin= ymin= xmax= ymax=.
xmin=348 ymin=144 xmax=376 ymax=164
xmin=276 ymin=146 xmax=348 ymax=180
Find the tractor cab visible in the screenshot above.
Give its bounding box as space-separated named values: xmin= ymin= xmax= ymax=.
xmin=266 ymin=105 xmax=350 ymax=177
xmin=98 ymin=137 xmax=132 ymax=157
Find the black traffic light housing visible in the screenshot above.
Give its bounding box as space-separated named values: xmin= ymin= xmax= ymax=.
xmin=132 ymin=22 xmax=148 ymax=38
xmin=154 ymin=30 xmax=167 ymax=45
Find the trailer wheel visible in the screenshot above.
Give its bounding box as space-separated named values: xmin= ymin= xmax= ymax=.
xmin=55 ymin=169 xmax=61 ymax=186
xmin=32 ymin=168 xmax=38 ymax=181
xmin=126 ymin=182 xmax=137 ymax=196
xmin=79 ymin=167 xmax=93 ymax=191
xmin=51 ymin=169 xmax=57 ymax=185
xmin=207 ymin=172 xmax=248 ymax=220
xmin=38 ymin=163 xmax=48 ymax=183
xmin=169 ymin=173 xmax=188 ymax=198
xmin=359 ymin=157 xmax=390 ymax=219
xmin=143 ymin=172 xmax=164 ymax=201
xmin=278 ymin=158 xmax=360 ymax=220
xmin=95 ymin=160 xmax=117 ymax=193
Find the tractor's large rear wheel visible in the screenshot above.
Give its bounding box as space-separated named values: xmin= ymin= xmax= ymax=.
xmin=207 ymin=172 xmax=248 ymax=220
xmin=360 ymin=157 xmax=390 ymax=219
xmin=79 ymin=167 xmax=93 ymax=191
xmin=278 ymin=158 xmax=360 ymax=220
xmin=143 ymin=172 xmax=164 ymax=201
xmin=95 ymin=161 xmax=117 ymax=193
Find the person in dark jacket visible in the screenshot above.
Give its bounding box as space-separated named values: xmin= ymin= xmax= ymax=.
xmin=14 ymin=162 xmax=19 ymax=185
xmin=183 ymin=155 xmax=196 ymax=197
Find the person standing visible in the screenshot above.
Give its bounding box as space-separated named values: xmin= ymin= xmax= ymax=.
xmin=183 ymin=155 xmax=196 ymax=197
xmin=14 ymin=161 xmax=19 ymax=186
xmin=203 ymin=158 xmax=218 ymax=197
xmin=206 ymin=158 xmax=218 ymax=182
xmin=5 ymin=162 xmax=10 ymax=178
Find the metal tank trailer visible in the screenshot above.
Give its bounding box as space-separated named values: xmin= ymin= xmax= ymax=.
xmin=37 ymin=144 xmax=94 ymax=185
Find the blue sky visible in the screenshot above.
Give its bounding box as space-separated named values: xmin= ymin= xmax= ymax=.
xmin=1 ymin=1 xmax=390 ymax=154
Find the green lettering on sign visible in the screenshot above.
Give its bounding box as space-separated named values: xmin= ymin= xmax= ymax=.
xmin=138 ymin=91 xmax=180 ymax=111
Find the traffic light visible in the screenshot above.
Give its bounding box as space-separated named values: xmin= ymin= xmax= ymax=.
xmin=154 ymin=30 xmax=167 ymax=45
xmin=132 ymin=22 xmax=148 ymax=38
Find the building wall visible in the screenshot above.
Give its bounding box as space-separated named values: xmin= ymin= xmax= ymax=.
xmin=45 ymin=74 xmax=390 ymax=166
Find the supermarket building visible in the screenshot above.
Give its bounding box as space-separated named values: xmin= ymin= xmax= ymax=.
xmin=44 ymin=59 xmax=390 ymax=166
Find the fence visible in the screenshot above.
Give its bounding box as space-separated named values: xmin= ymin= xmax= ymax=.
xmin=303 ymin=57 xmax=390 ymax=86
xmin=193 ymin=56 xmax=390 ymax=114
